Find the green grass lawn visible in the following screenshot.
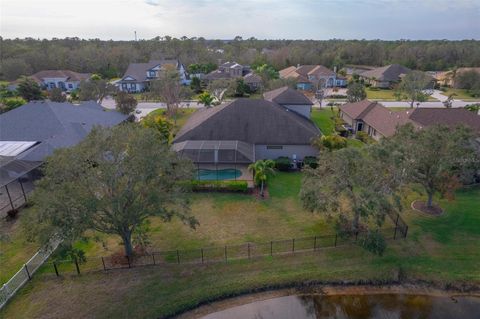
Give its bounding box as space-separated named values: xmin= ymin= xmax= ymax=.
xmin=366 ymin=88 xmax=437 ymax=101
xmin=443 ymin=88 xmax=480 ymax=101
xmin=145 ymin=107 xmax=197 ymax=133
xmin=0 ymin=211 xmax=40 ymax=283
xmin=311 ymin=108 xmax=337 ymax=135
xmin=2 ymin=185 xmax=479 ymax=319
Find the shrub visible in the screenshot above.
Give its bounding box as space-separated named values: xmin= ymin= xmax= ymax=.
xmin=303 ymin=156 xmax=318 ymax=169
xmin=328 ymin=94 xmax=347 ymax=99
xmin=359 ymin=231 xmax=387 ymax=256
xmin=190 ymin=180 xmax=248 ymax=192
xmin=274 ymin=156 xmax=291 ymax=171
xmin=356 ymin=131 xmax=373 ymax=143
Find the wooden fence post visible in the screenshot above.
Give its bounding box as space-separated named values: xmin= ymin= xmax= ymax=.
xmin=74 ymin=258 xmax=80 ymax=275
xmin=247 ymin=243 xmax=250 ymax=259
xmin=101 ymin=257 xmax=107 ymax=271
xmin=404 ymin=225 xmax=409 ymax=238
xmin=270 ymin=241 xmax=273 ymax=256
xmin=292 ymin=239 xmax=295 ymax=253
xmin=201 ymin=248 xmax=204 ymax=263
xmin=152 ymin=253 xmax=156 ymax=265
xmin=314 ymin=236 xmax=317 ymax=250
xmin=224 ymin=246 xmax=227 ymax=263
xmin=53 ymin=262 xmax=59 ymax=277
xmin=24 ymin=264 xmax=31 ymax=280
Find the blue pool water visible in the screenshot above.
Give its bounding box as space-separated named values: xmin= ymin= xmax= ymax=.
xmin=197 ymin=169 xmax=242 ymax=180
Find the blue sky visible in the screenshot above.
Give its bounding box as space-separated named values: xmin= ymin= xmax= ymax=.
xmin=1 ymin=0 xmax=479 ymax=40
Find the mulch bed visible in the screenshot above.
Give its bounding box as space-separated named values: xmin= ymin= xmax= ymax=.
xmin=412 ymin=200 xmax=443 ymax=216
xmin=253 ymin=186 xmax=270 ymax=200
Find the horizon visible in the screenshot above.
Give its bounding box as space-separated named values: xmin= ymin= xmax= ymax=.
xmin=1 ymin=0 xmax=479 ymax=41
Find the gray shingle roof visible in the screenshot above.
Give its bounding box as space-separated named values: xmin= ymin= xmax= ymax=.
xmin=174 ymin=99 xmax=320 ymax=145
xmin=120 ymin=60 xmax=179 ymax=82
xmin=359 ymin=64 xmax=411 ymax=82
xmin=263 ymin=86 xmax=313 ymax=105
xmin=0 ymin=101 xmax=128 ymax=161
xmin=30 ymin=70 xmax=91 ymax=82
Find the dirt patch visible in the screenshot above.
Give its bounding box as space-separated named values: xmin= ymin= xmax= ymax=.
xmin=253 ymin=186 xmax=270 ymax=200
xmin=174 ymin=284 xmax=480 ymax=319
xmin=411 ymin=200 xmax=443 ymax=216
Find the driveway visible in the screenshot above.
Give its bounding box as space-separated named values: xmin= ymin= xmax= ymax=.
xmin=101 ymin=97 xmax=204 ymax=120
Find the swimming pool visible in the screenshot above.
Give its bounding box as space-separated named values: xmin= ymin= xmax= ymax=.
xmin=197 ymin=168 xmax=242 ymax=180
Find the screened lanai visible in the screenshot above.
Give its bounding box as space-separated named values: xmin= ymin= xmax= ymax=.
xmin=173 ymin=140 xmax=254 ymax=181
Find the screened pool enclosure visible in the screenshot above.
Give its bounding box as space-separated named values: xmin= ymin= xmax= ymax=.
xmin=173 ymin=140 xmax=254 ymax=181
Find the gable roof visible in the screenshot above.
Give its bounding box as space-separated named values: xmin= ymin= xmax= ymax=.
xmin=339 ymin=100 xmax=377 ymax=120
xmin=174 ymin=99 xmax=320 ymax=145
xmin=360 ymin=64 xmax=411 ymax=82
xmin=279 ymin=65 xmax=335 ymax=83
xmin=243 ymin=72 xmax=262 ymax=84
xmin=408 ymin=108 xmax=480 ymax=134
xmin=30 ymin=70 xmax=90 ymax=82
xmin=263 ymin=86 xmax=313 ymax=105
xmin=120 ymin=60 xmax=179 ymax=82
xmin=0 ymin=101 xmax=128 ymax=162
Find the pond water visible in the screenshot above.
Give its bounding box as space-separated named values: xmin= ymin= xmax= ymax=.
xmin=200 ymin=294 xmax=480 ymax=319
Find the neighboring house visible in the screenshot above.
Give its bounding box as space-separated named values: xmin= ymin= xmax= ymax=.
xmin=172 ymin=97 xmax=320 ymax=165
xmin=203 ymin=61 xmax=250 ymax=82
xmin=118 ymin=60 xmax=188 ymax=93
xmin=263 ymin=86 xmax=313 ymax=119
xmin=343 ymin=65 xmax=376 ymax=76
xmin=17 ymin=70 xmax=91 ymax=92
xmin=0 ymin=101 xmax=128 ymax=203
xmin=279 ymin=65 xmax=345 ymax=90
xmin=452 ymin=67 xmax=480 ymax=88
xmin=359 ymin=64 xmax=411 ymax=88
xmin=339 ymin=100 xmax=480 ymax=141
xmin=243 ymin=73 xmax=263 ymax=91
xmin=430 ymin=68 xmax=480 ymax=88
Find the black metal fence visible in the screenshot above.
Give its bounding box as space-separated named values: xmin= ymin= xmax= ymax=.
xmin=46 ymin=225 xmax=407 ymax=276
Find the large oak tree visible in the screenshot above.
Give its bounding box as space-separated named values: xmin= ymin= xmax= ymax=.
xmin=29 ymin=124 xmax=196 ymax=256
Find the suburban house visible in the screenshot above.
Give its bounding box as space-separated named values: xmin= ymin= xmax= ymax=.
xmin=203 ymin=61 xmax=250 ymax=81
xmin=243 ymin=73 xmax=263 ymax=91
xmin=0 ymin=101 xmax=128 ymax=215
xmin=339 ymin=100 xmax=480 ymax=141
xmin=343 ymin=65 xmax=376 ymax=76
xmin=359 ymin=64 xmax=411 ymax=88
xmin=172 ymin=89 xmax=320 ymax=178
xmin=18 ymin=70 xmax=91 ymax=92
xmin=263 ymin=86 xmax=313 ymax=119
xmin=432 ymin=67 xmax=480 ymax=87
xmin=279 ymin=65 xmax=347 ymax=90
xmin=118 ymin=60 xmax=188 ymax=93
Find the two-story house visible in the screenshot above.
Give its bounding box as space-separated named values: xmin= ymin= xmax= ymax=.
xmin=203 ymin=61 xmax=250 ymax=82
xmin=279 ymin=65 xmax=346 ymax=90
xmin=118 ymin=60 xmax=188 ymax=93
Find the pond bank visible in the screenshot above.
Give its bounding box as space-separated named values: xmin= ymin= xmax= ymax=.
xmin=175 ymin=283 xmax=480 ymax=319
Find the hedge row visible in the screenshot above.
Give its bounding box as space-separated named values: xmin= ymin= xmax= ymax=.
xmin=190 ymin=180 xmax=249 ymax=192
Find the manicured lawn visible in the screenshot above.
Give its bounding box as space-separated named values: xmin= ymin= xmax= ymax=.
xmin=0 ymin=209 xmax=40 ymax=283
xmin=366 ymin=88 xmax=437 ymax=101
xmin=146 ymin=107 xmax=198 ymax=133
xmin=311 ymin=108 xmax=337 ymax=135
xmin=443 ymin=88 xmax=480 ymax=101
xmin=2 ymin=186 xmax=479 ymax=319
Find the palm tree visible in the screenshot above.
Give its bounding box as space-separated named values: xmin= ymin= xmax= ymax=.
xmin=248 ymin=160 xmax=276 ymax=197
xmin=198 ymin=91 xmax=215 ymax=108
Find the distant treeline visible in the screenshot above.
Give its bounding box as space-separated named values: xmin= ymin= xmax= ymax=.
xmin=1 ymin=37 xmax=480 ymax=81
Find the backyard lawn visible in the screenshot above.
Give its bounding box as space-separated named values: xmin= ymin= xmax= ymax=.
xmin=311 ymin=108 xmax=365 ymax=147
xmin=146 ymin=107 xmax=198 ymax=133
xmin=443 ymin=88 xmax=480 ymax=101
xmin=2 ymin=185 xmax=479 ymax=319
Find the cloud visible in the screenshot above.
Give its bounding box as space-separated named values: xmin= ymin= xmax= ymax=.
xmin=145 ymin=0 xmax=160 ymax=6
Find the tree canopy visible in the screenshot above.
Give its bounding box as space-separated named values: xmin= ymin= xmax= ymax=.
xmin=17 ymin=76 xmax=43 ymax=101
xmin=27 ymin=124 xmax=196 ymax=256
xmin=346 ymin=82 xmax=367 ymax=103
xmin=115 ymin=91 xmax=137 ymax=114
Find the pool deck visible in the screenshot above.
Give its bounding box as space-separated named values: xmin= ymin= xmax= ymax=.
xmin=196 ymin=164 xmax=254 ymax=188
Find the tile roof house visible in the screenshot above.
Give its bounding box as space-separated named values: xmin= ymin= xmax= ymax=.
xmin=279 ymin=65 xmax=346 ymax=90
xmin=173 ymin=91 xmax=320 ymax=164
xmin=339 ymin=100 xmax=480 ymax=141
xmin=359 ymin=64 xmax=411 ymax=88
xmin=22 ymin=70 xmax=91 ymax=92
xmin=118 ymin=60 xmax=188 ymax=93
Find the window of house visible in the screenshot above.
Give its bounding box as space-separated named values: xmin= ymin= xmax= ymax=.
xmin=266 ymin=145 xmax=283 ymax=150
xmin=68 ymin=83 xmax=73 ymax=89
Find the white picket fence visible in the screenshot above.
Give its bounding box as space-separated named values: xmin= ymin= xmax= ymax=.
xmin=0 ymin=238 xmax=61 ymax=309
